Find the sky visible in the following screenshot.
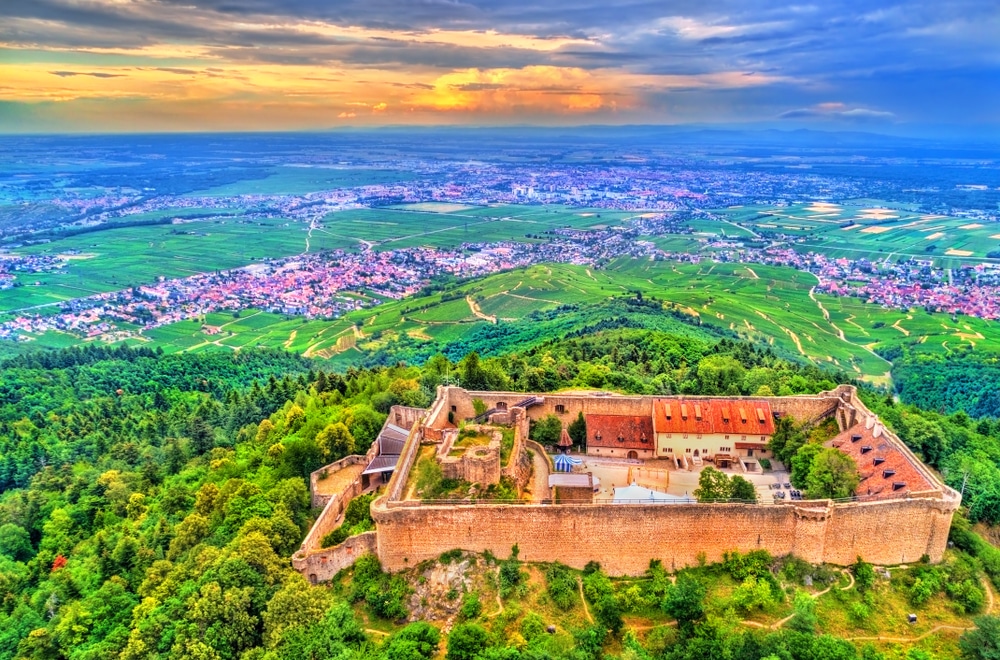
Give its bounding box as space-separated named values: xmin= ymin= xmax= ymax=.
xmin=1 ymin=0 xmax=998 ymax=134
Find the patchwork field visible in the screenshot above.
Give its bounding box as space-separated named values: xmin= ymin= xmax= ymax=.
xmin=186 ymin=166 xmax=418 ymax=196
xmin=718 ymin=202 xmax=1000 ymax=267
xmin=0 ymin=204 xmax=639 ymax=313
xmin=0 ymin=216 xmax=356 ymax=312
xmin=15 ymin=257 xmax=1000 ymax=384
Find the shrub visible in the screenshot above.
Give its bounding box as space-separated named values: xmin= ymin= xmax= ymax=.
xmin=446 ymin=623 xmax=490 ymax=660
xmin=350 ymin=553 xmax=410 ymax=620
xmin=787 ymin=590 xmax=817 ymax=633
xmin=459 ymin=591 xmax=482 ymax=620
xmin=853 ymin=556 xmax=877 ymax=593
xmin=959 ymin=615 xmax=1000 ymax=660
xmin=662 ymin=572 xmax=706 ymax=635
xmin=382 ymin=622 xmax=440 ymax=660
xmin=545 ymin=562 xmax=578 ymax=611
xmin=498 ymin=545 xmax=523 ymax=598
xmin=731 ymin=575 xmax=776 ymax=614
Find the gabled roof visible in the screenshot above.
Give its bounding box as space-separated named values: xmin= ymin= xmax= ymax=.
xmin=586 ymin=414 xmax=654 ymax=450
xmin=362 ymin=454 xmax=400 ymax=475
xmin=826 ymin=420 xmax=933 ymax=500
xmin=378 ymin=423 xmax=409 ymax=455
xmin=653 ymin=398 xmax=775 ymax=436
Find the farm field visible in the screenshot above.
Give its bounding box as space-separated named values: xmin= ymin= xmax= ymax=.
xmin=0 ymin=216 xmax=355 ymax=312
xmin=356 ymin=203 xmax=642 ymax=251
xmin=114 ymin=259 xmax=1000 ymax=386
xmin=187 ymin=166 xmax=418 ymax=196
xmin=0 ymin=204 xmax=644 ymax=313
xmin=716 ymin=201 xmax=1000 ymax=267
xmin=14 ymin=255 xmax=1000 ymax=386
xmin=137 ymin=309 xmax=355 ymax=356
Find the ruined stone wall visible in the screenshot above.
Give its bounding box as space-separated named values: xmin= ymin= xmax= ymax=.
xmin=292 ymin=531 xmax=378 ymax=584
xmin=298 ymin=472 xmax=364 ymax=555
xmin=524 ymin=440 xmax=552 ymax=500
xmin=309 ymin=454 xmax=372 ymax=509
xmin=433 ymin=387 xmax=651 ymax=428
xmin=498 ymin=413 xmax=531 ymax=492
xmin=372 ymin=494 xmax=957 ymax=575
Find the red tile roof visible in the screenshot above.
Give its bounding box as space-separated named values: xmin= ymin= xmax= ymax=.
xmin=586 ymin=414 xmax=654 ymax=450
xmin=653 ymin=398 xmax=775 ymax=436
xmin=826 ymin=421 xmax=934 ymax=500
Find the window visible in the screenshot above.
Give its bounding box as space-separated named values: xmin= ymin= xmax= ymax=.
xmin=760 ymin=436 xmax=766 ymax=442
xmin=696 ymin=434 xmax=702 ymax=439
xmin=741 ymin=435 xmax=747 ymax=441
xmin=725 ymin=435 xmax=730 ymax=440
xmin=747 ymin=449 xmax=755 ymax=457
xmin=683 ymin=434 xmax=689 ymax=439
xmin=555 ymin=404 xmax=565 ymax=414
xmin=685 ymin=448 xmax=692 ymax=453
xmin=665 ymin=447 xmax=673 ymax=453
xmin=450 ymin=405 xmax=457 ymax=412
xmin=665 ymin=434 xmax=672 ymax=438
xmin=496 ymin=401 xmax=508 ymax=410
xmin=719 ymin=446 xmax=731 ymax=452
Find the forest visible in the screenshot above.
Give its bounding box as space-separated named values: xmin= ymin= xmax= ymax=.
xmin=0 ymin=327 xmax=999 ymax=659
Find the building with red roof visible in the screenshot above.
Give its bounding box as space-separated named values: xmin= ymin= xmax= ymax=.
xmin=585 ymin=414 xmax=655 ymax=460
xmin=826 ymin=417 xmax=936 ymax=500
xmin=652 ymin=398 xmax=775 ymax=467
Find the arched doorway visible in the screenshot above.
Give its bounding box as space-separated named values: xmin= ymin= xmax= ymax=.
xmin=693 ymin=449 xmax=700 ymax=457
xmin=627 ymin=450 xmax=639 ymax=460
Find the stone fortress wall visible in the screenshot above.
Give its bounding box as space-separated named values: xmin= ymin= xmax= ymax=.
xmin=366 ymin=385 xmax=960 ymax=576
xmin=292 ymin=405 xmax=424 ymax=583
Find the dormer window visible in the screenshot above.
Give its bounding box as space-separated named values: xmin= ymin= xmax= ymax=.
xmin=851 ymin=434 xmax=862 ymax=443
xmin=883 ymin=469 xmax=896 ymax=478
xmin=873 ymin=457 xmax=885 ymax=466
xmin=892 ymin=482 xmax=906 ymax=491
xmin=860 ymin=446 xmax=873 ymax=454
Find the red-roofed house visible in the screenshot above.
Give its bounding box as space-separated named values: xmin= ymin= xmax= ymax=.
xmin=585 ymin=414 xmax=655 ymax=460
xmin=652 ymin=398 xmax=775 ymax=465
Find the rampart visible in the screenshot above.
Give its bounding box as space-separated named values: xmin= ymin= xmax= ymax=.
xmin=292 ymin=405 xmax=424 ymax=582
xmin=372 ymin=495 xmax=956 ymax=574
xmin=297 ymin=386 xmax=961 ymax=580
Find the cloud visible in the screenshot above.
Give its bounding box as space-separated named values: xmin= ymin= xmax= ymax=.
xmin=49 ymin=70 xmax=125 ymax=78
xmin=371 ymin=102 xmax=387 ymax=112
xmin=0 ymin=0 xmax=997 ymax=130
xmin=337 ymin=111 xmax=356 ymax=118
xmin=779 ymin=103 xmax=896 ymax=123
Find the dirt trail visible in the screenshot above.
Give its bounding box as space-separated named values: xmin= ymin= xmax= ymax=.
xmin=466 ymin=295 xmax=497 ymax=323
xmin=283 ymin=330 xmax=297 ymax=349
xmin=579 ymin=579 xmax=594 ymax=623
xmin=744 ymin=267 xmax=760 ymax=279
xmin=807 ymin=286 xmax=891 ymax=373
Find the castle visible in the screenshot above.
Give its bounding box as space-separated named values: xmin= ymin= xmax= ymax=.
xmin=293 ymin=385 xmax=960 ymax=581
